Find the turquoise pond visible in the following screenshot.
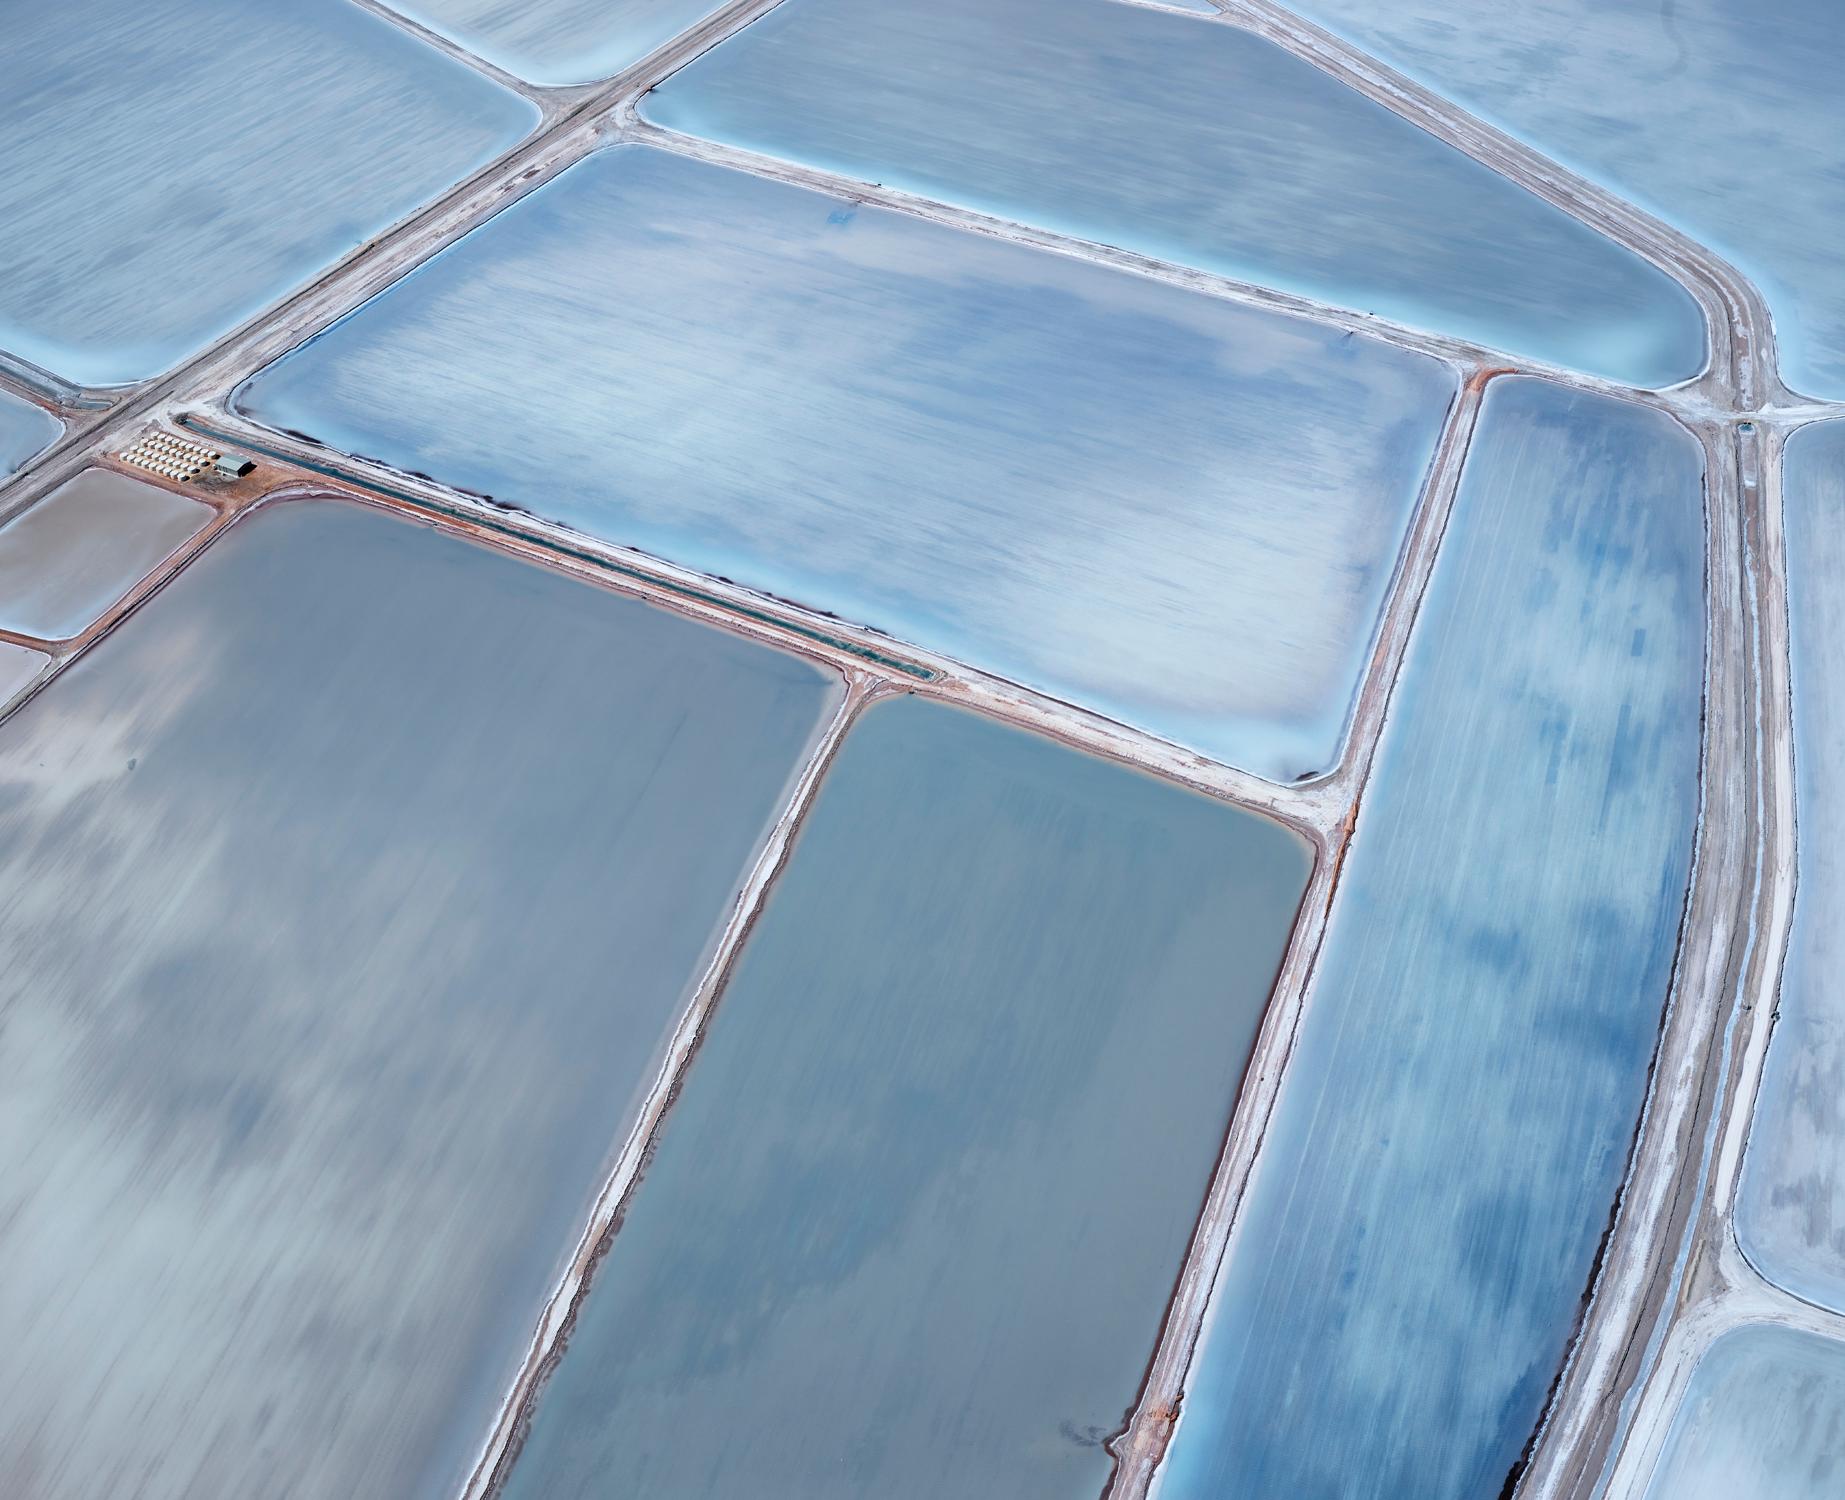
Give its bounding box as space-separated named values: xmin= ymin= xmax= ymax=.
xmin=1643 ymin=1325 xmax=1845 ymax=1500
xmin=234 ymin=144 xmax=1455 ymax=783
xmin=643 ymin=0 xmax=1706 ymax=387
xmin=0 ymin=2 xmax=1804 ymax=1495
xmin=1738 ymin=420 xmax=1845 ymax=1311
xmin=1287 ymin=0 xmax=1845 ymax=399
xmin=377 ymin=0 xmax=732 ymax=85
xmin=1158 ymin=378 xmax=1706 ymax=1500
xmin=0 ymin=0 xmax=534 ymax=387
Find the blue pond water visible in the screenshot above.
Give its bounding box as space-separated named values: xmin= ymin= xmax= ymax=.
xmin=236 ymin=144 xmax=1455 ymax=783
xmin=0 ymin=389 xmax=59 ymax=477
xmin=378 ymin=0 xmax=731 ymax=86
xmin=1642 ymin=1325 xmax=1845 ymax=1500
xmin=1287 ymin=0 xmax=1845 ymax=400
xmin=642 ymin=0 xmax=1706 ymax=388
xmin=498 ymin=694 xmax=1311 ymax=1499
xmin=1738 ymin=420 xmax=1845 ymax=1310
xmin=0 ymin=498 xmax=839 ymax=1500
xmin=1158 ymin=378 xmax=1706 ymax=1500
xmin=0 ymin=0 xmax=534 ymax=387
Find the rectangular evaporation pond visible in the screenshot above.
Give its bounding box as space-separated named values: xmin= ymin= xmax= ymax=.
xmin=1738 ymin=419 xmax=1845 ymax=1308
xmin=0 ymin=468 xmax=212 ymax=641
xmin=495 ymin=694 xmax=1312 ymax=1500
xmin=234 ymin=144 xmax=1454 ymax=784
xmin=640 ymin=0 xmax=1706 ymax=389
xmin=0 ymin=498 xmax=840 ymax=1500
xmin=0 ymin=642 xmax=49 ymax=712
xmin=1642 ymin=1325 xmax=1845 ymax=1500
xmin=379 ymin=0 xmax=733 ymax=86
xmin=1156 ymin=378 xmax=1705 ymax=1500
xmin=0 ymin=0 xmax=535 ymax=388
xmin=1283 ymin=0 xmax=1845 ymax=401
xmin=0 ymin=387 xmax=59 ymax=476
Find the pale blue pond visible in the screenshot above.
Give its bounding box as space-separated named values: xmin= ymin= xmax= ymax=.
xmin=1286 ymin=0 xmax=1845 ymax=399
xmin=0 ymin=469 xmax=213 ymax=642
xmin=0 ymin=498 xmax=839 ymax=1500
xmin=497 ymin=695 xmax=1311 ymax=1500
xmin=1738 ymin=420 xmax=1845 ymax=1310
xmin=235 ymin=145 xmax=1455 ymax=783
xmin=1642 ymin=1325 xmax=1845 ymax=1500
xmin=0 ymin=389 xmax=59 ymax=477
xmin=0 ymin=643 xmax=48 ymax=713
xmin=378 ymin=0 xmax=730 ymax=86
xmin=641 ymin=0 xmax=1706 ymax=388
xmin=1158 ymin=379 xmax=1705 ymax=1500
xmin=0 ymin=0 xmax=535 ymax=388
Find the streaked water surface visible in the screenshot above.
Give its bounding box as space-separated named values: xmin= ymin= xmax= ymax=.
xmin=0 ymin=644 xmax=47 ymax=713
xmin=0 ymin=469 xmax=212 ymax=640
xmin=641 ymin=0 xmax=1705 ymax=387
xmin=0 ymin=0 xmax=535 ymax=387
xmin=379 ymin=0 xmax=730 ymax=85
xmin=1642 ymin=1325 xmax=1845 ymax=1500
xmin=0 ymin=498 xmax=839 ymax=1500
xmin=1288 ymin=0 xmax=1845 ymax=399
xmin=236 ymin=145 xmax=1454 ymax=782
xmin=0 ymin=389 xmax=59 ymax=476
xmin=1158 ymin=379 xmax=1705 ymax=1500
xmin=1739 ymin=420 xmax=1845 ymax=1308
xmin=498 ymin=695 xmax=1311 ymax=1500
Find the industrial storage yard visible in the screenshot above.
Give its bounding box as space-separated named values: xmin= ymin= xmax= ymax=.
xmin=0 ymin=2 xmax=1840 ymax=1498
